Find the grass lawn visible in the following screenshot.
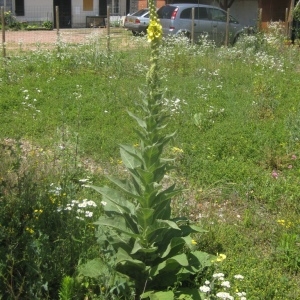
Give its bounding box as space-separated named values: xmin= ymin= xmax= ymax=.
xmin=1 ymin=30 xmax=300 ymax=299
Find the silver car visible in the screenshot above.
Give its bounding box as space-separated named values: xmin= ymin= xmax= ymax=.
xmin=124 ymin=8 xmax=150 ymax=35
xmin=157 ymin=4 xmax=244 ymax=45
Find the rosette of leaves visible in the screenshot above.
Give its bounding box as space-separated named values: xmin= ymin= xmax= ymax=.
xmin=79 ymin=0 xmax=214 ymax=298
xmin=83 ymin=90 xmax=213 ymax=299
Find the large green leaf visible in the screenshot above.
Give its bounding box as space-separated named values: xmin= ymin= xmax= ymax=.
xmin=107 ymin=176 xmax=140 ymax=200
xmin=95 ymin=216 xmax=138 ymax=238
xmin=120 ymin=144 xmax=143 ymax=169
xmin=136 ymin=207 xmax=154 ymax=230
xmin=141 ymin=290 xmax=174 ymax=300
xmin=159 ymin=237 xmax=186 ymax=258
xmin=77 ymin=258 xmax=108 ymax=278
xmin=187 ymin=251 xmax=213 ymax=273
xmin=115 ymin=248 xmax=147 ymax=275
xmin=127 ymin=110 xmax=147 ymax=129
xmin=150 ymin=253 xmax=189 ymax=277
xmin=176 ymin=288 xmax=202 ymax=300
xmin=131 ymin=239 xmax=158 ymax=254
xmin=88 ymin=185 xmax=135 ymax=215
xmin=95 ymin=224 xmax=132 ymax=251
xmin=145 ymin=219 xmax=181 ymax=244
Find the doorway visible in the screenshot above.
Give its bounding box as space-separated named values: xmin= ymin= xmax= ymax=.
xmin=53 ymin=0 xmax=72 ymax=28
xmin=99 ymin=0 xmax=108 ymax=15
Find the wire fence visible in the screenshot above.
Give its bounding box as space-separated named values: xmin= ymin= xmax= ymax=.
xmin=1 ymin=5 xmax=295 ymax=58
xmin=3 ymin=27 xmax=136 ymax=53
xmin=1 ymin=5 xmax=141 ymax=57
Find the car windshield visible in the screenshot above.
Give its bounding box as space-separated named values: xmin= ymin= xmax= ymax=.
xmin=157 ymin=5 xmax=177 ymax=19
xmin=132 ymin=9 xmax=149 ymax=17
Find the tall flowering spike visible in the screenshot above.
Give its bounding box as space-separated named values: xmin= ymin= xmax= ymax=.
xmin=146 ymin=0 xmax=162 ymax=96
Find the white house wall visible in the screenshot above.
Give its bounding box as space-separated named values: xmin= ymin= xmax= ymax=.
xmin=72 ymin=0 xmax=99 ymax=28
xmin=12 ymin=0 xmax=257 ymax=28
xmin=16 ymin=0 xmax=53 ymax=23
xmin=13 ymin=0 xmax=101 ymax=27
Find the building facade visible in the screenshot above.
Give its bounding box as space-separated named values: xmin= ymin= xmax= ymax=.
xmin=0 ymin=0 xmax=295 ymax=28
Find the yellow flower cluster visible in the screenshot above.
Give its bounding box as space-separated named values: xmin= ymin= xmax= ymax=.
xmin=277 ymin=219 xmax=293 ymax=228
xmin=211 ymin=253 xmax=226 ymax=263
xmin=26 ymin=227 xmax=34 ymax=234
xmin=172 ymin=147 xmax=184 ymax=153
xmin=147 ymin=20 xmax=162 ymax=42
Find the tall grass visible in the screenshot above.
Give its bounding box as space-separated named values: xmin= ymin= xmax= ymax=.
xmin=1 ymin=28 xmax=300 ymax=299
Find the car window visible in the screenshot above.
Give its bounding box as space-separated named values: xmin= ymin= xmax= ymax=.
xmin=230 ymin=15 xmax=239 ymax=24
xmin=132 ymin=9 xmax=149 ymax=17
xmin=157 ymin=6 xmax=176 ymax=19
xmin=144 ymin=13 xmax=150 ymax=18
xmin=209 ymin=8 xmax=227 ymax=22
xmin=180 ymin=7 xmax=209 ymax=20
xmin=180 ymin=8 xmax=191 ymax=19
xmin=195 ymin=7 xmax=209 ymax=20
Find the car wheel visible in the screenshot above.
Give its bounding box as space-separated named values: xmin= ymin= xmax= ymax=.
xmin=178 ymin=31 xmax=191 ymax=42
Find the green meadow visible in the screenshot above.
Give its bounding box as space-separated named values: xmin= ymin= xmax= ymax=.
xmin=1 ymin=28 xmax=300 ymax=299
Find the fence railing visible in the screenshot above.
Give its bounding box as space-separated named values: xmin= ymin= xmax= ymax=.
xmin=1 ymin=6 xmax=295 ymax=58
xmin=0 ymin=6 xmax=137 ymax=57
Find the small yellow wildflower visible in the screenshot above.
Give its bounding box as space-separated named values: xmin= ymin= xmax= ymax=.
xmin=26 ymin=227 xmax=34 ymax=234
xmin=216 ymin=253 xmax=226 ymax=262
xmin=191 ymin=239 xmax=197 ymax=245
xmin=211 ymin=253 xmax=226 ymax=263
xmin=277 ymin=219 xmax=293 ymax=228
xmin=172 ymin=147 xmax=184 ymax=153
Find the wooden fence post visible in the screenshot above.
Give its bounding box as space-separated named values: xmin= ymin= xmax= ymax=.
xmin=285 ymin=7 xmax=289 ymax=37
xmin=225 ymin=8 xmax=230 ymax=47
xmin=1 ymin=6 xmax=6 ymax=58
xmin=191 ymin=7 xmax=194 ymax=45
xmin=56 ymin=6 xmax=60 ymax=44
xmin=107 ymin=6 xmax=110 ymax=53
xmin=257 ymin=8 xmax=262 ymax=32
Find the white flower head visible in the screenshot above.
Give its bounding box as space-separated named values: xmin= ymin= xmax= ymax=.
xmin=213 ymin=273 xmax=224 ymax=278
xmin=200 ymin=285 xmax=211 ymax=293
xmin=221 ymin=281 xmax=231 ymax=288
xmin=234 ymin=274 xmax=244 ymax=280
xmin=216 ymin=292 xmax=234 ymax=300
xmin=85 ymin=211 xmax=93 ymax=217
xmin=87 ymin=200 xmax=97 ymax=207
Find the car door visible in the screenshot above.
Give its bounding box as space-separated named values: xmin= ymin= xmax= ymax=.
xmin=193 ymin=7 xmax=213 ymax=42
xmin=207 ymin=7 xmax=227 ymax=46
xmin=179 ymin=7 xmax=212 ymax=42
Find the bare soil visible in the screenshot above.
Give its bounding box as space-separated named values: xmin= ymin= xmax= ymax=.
xmin=3 ymin=28 xmax=126 ymax=51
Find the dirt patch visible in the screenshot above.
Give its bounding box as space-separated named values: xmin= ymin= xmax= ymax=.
xmin=3 ymin=28 xmax=129 ymax=52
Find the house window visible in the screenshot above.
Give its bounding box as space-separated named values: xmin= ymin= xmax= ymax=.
xmin=83 ymin=0 xmax=93 ymax=11
xmin=112 ymin=0 xmax=119 ymax=14
xmin=15 ymin=0 xmax=24 ymax=16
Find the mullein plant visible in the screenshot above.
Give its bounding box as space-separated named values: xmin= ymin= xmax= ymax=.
xmin=83 ymin=1 xmax=215 ymax=299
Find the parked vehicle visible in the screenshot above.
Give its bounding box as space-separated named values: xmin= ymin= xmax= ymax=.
xmin=157 ymin=4 xmax=244 ymax=45
xmin=124 ymin=8 xmax=150 ymax=35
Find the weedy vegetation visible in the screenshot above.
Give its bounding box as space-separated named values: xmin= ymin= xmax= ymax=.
xmin=0 ymin=14 xmax=300 ymax=300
